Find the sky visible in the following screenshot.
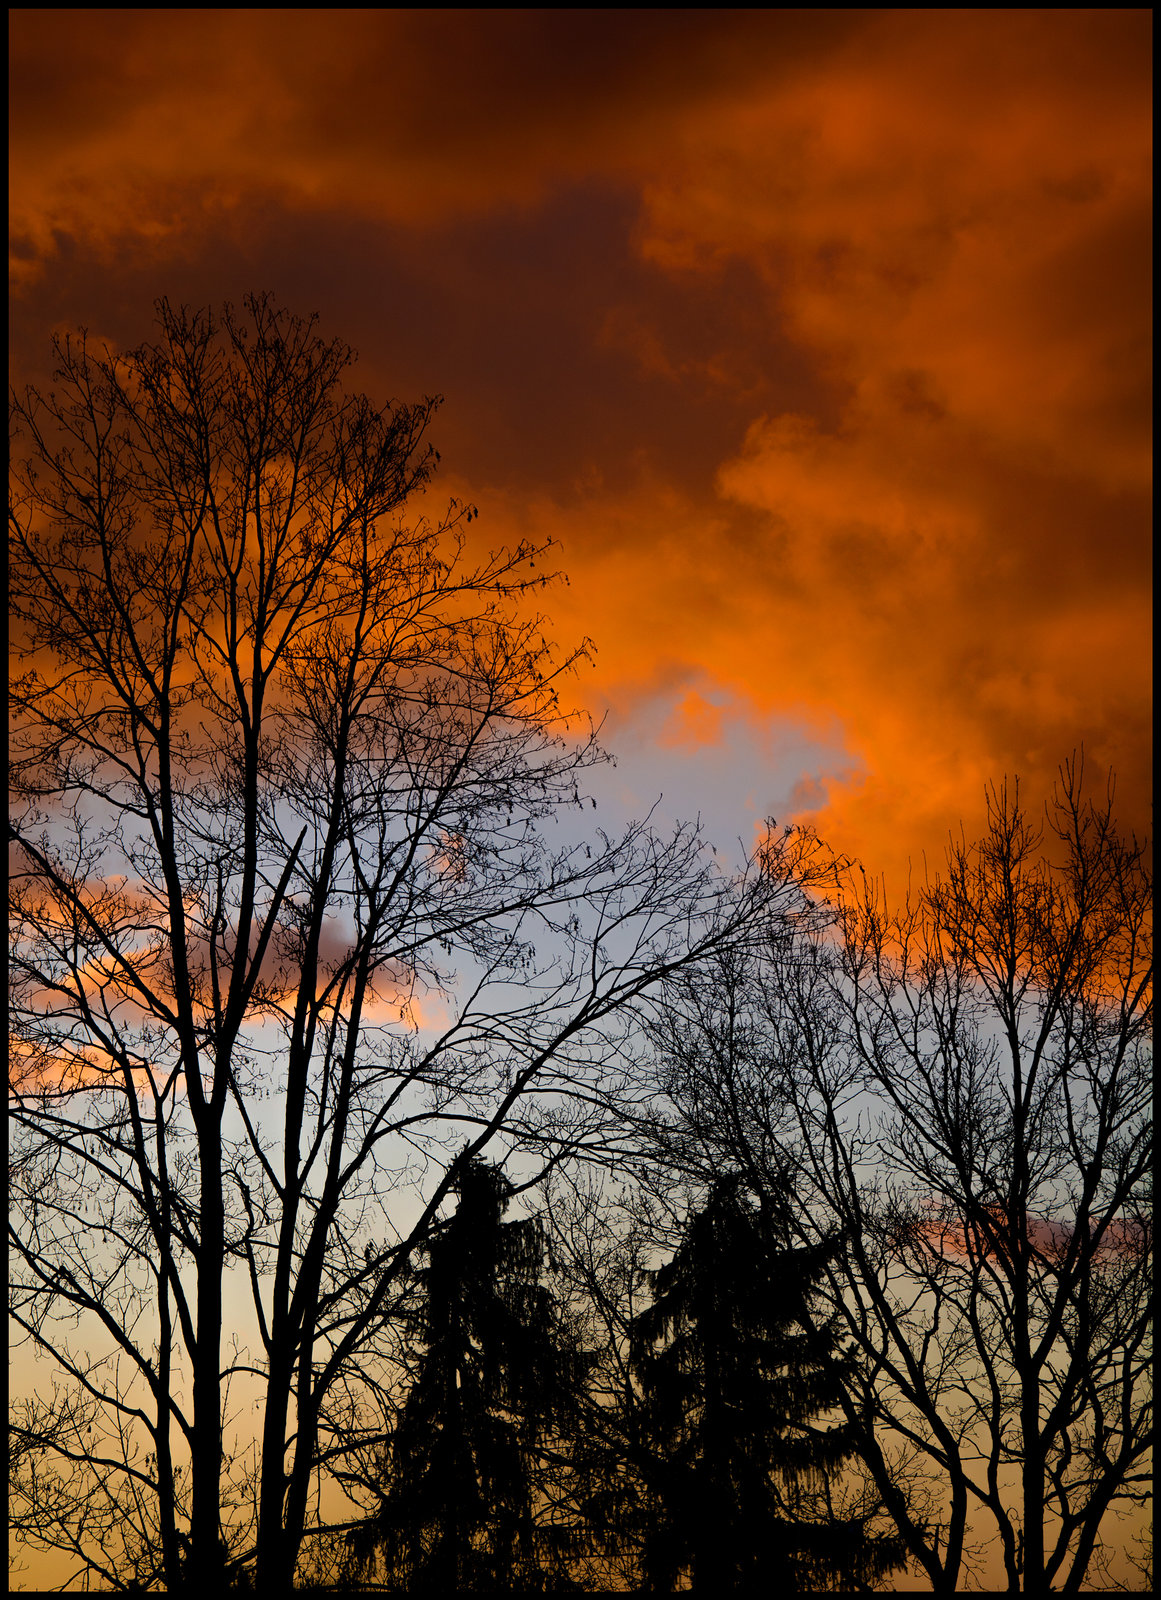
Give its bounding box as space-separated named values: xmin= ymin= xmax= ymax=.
xmin=7 ymin=15 xmax=1153 ymax=1589
xmin=9 ymin=8 xmax=1152 ymax=888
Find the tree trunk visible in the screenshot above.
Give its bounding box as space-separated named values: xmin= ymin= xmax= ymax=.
xmin=281 ymin=1333 xmax=323 ymax=1589
xmin=1021 ymin=1381 xmax=1046 ymax=1593
xmin=256 ymin=1328 xmax=296 ymax=1591
xmin=156 ymin=1262 xmax=182 ymax=1591
xmin=190 ymin=1121 xmax=225 ymax=1590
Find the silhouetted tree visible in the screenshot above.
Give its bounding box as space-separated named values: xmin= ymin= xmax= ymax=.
xmin=651 ymin=762 xmax=1152 ymax=1591
xmin=628 ymin=1178 xmax=906 ymax=1592
xmin=8 ymin=293 xmax=814 ymax=1591
xmin=341 ymin=1155 xmax=587 ymax=1591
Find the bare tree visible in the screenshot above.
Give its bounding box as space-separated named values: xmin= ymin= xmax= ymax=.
xmin=535 ymin=1167 xmax=680 ymax=1591
xmin=8 ymin=295 xmax=810 ymax=1591
xmin=648 ymin=770 xmax=1152 ymax=1592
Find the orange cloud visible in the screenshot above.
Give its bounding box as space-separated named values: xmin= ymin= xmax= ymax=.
xmin=9 ymin=11 xmax=863 ymax=282
xmin=658 ymin=688 xmax=725 ymax=752
xmin=913 ymin=1211 xmax=1147 ymax=1268
xmin=639 ymin=11 xmax=1150 ymax=484
xmin=9 ymin=10 xmax=1150 ymax=890
xmin=543 ymin=11 xmax=1150 ymax=880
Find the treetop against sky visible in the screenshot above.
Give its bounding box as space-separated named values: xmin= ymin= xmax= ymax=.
xmin=8 ymin=8 xmax=1151 ymax=890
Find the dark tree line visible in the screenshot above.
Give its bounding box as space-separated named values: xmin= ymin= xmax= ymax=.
xmin=332 ymin=1158 xmax=904 ymax=1594
xmin=9 ymin=294 xmax=1151 ymax=1593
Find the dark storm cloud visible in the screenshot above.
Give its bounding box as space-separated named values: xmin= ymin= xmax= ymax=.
xmin=10 ymin=7 xmax=1151 ymax=883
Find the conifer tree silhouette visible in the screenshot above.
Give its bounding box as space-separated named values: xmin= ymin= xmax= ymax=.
xmin=345 ymin=1154 xmax=586 ymax=1591
xmin=629 ymin=1177 xmax=905 ymax=1592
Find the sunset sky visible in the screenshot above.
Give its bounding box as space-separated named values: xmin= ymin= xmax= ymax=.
xmin=9 ymin=8 xmax=1153 ymax=886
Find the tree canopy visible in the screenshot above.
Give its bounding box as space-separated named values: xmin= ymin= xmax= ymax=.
xmin=8 ymin=293 xmax=813 ymax=1591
